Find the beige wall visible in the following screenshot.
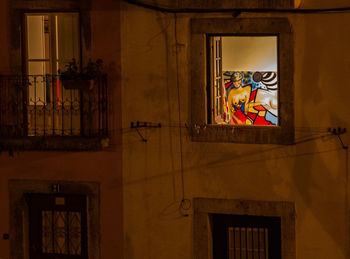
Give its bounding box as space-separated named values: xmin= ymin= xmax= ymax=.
xmin=222 ymin=36 xmax=277 ymax=71
xmin=1 ymin=0 xmax=350 ymax=258
xmin=122 ymin=1 xmax=350 ymax=259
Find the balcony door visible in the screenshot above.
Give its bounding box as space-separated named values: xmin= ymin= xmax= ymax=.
xmin=25 ymin=13 xmax=81 ymax=136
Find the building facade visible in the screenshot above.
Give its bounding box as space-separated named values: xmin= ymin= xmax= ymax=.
xmin=1 ymin=0 xmax=350 ymax=258
xmin=121 ymin=0 xmax=350 ymax=258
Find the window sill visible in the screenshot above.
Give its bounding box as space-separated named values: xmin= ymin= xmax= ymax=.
xmin=191 ymin=125 xmax=294 ymax=145
xmin=0 ymin=136 xmax=109 ymax=151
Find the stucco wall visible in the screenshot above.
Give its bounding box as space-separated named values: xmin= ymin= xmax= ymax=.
xmin=121 ymin=1 xmax=350 ymax=259
xmin=0 ymin=1 xmax=122 ymax=259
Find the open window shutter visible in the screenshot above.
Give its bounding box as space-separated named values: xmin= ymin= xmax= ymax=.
xmin=211 ymin=36 xmax=223 ymax=122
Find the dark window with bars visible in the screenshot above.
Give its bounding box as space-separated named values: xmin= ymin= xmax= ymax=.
xmin=212 ymin=214 xmax=281 ymax=259
xmin=26 ymin=194 xmax=88 ymax=259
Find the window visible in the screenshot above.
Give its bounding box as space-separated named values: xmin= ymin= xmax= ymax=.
xmin=26 ymin=13 xmax=80 ymax=103
xmin=212 ymin=214 xmax=281 ymax=259
xmin=0 ymin=11 xmax=108 ymax=143
xmin=191 ymin=18 xmax=294 ymax=144
xmin=193 ymin=198 xmax=295 ymax=259
xmin=26 ymin=194 xmax=88 ymax=259
xmin=25 ymin=13 xmax=81 ymax=136
xmin=8 ymin=180 xmax=100 ymax=259
xmin=210 ymin=36 xmax=278 ymax=126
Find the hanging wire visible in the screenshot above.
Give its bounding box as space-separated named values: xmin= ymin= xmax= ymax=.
xmin=123 ymin=0 xmax=350 ymax=14
xmin=173 ymin=13 xmax=191 ymax=216
xmin=123 ymin=123 xmax=333 ymax=133
xmin=345 ymin=148 xmax=349 ymax=252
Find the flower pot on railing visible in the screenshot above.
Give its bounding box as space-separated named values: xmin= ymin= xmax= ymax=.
xmin=61 ymin=78 xmax=94 ymax=91
xmin=59 ymin=58 xmax=103 ymax=91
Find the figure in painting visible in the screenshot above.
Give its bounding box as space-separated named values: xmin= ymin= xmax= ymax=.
xmin=226 ymin=72 xmax=252 ymax=125
xmin=224 ymin=71 xmax=278 ymax=126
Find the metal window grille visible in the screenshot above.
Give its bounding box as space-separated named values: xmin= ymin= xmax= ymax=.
xmin=26 ymin=194 xmax=88 ymax=259
xmin=228 ymin=227 xmax=269 ymax=259
xmin=212 ymin=214 xmax=281 ymax=259
xmin=42 ymin=210 xmax=82 ymax=255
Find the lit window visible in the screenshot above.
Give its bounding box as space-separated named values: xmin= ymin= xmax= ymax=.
xmin=191 ymin=18 xmax=294 ymax=144
xmin=211 ymin=36 xmax=278 ymax=126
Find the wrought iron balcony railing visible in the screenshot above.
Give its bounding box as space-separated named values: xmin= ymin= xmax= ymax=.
xmin=0 ymin=74 xmax=108 ymax=138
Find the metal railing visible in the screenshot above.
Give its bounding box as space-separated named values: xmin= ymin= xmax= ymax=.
xmin=0 ymin=74 xmax=108 ymax=137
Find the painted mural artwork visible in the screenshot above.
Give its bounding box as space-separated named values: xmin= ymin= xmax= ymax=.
xmin=217 ymin=71 xmax=278 ymax=126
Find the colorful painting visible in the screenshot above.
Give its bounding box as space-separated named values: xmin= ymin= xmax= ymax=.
xmin=217 ymin=71 xmax=278 ymax=126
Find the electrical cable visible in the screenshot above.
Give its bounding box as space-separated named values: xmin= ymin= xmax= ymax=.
xmin=174 ymin=13 xmax=191 ymax=215
xmin=123 ymin=0 xmax=350 ymax=14
xmin=343 ymin=145 xmax=349 ymax=255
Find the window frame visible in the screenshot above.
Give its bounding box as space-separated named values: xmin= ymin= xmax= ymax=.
xmin=24 ymin=12 xmax=82 ymax=77
xmin=212 ymin=214 xmax=282 ymax=259
xmin=24 ymin=12 xmax=81 ymax=109
xmin=191 ymin=18 xmax=294 ymax=144
xmin=23 ymin=12 xmax=83 ymax=136
xmin=9 ymin=180 xmax=101 ymax=259
xmin=193 ymin=198 xmax=296 ymax=259
xmin=1 ymin=1 xmax=109 ymax=149
xmin=0 ymin=6 xmax=109 ymax=147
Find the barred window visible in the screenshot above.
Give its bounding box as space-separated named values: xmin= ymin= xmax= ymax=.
xmin=212 ymin=214 xmax=281 ymax=259
xmin=26 ymin=194 xmax=88 ymax=259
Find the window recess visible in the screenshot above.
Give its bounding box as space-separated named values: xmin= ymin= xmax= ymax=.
xmin=193 ymin=198 xmax=296 ymax=259
xmin=191 ymin=18 xmax=294 ymax=144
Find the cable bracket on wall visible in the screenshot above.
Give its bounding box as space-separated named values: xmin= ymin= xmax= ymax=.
xmin=328 ymin=127 xmax=348 ymax=149
xmin=130 ymin=121 xmax=162 ymax=142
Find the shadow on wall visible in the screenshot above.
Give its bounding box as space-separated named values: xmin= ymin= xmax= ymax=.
xmin=292 ymin=16 xmax=347 ymax=255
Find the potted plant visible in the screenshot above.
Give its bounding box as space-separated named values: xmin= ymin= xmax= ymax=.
xmin=59 ymin=58 xmax=104 ymax=90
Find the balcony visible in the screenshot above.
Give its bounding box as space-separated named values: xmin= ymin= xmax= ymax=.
xmin=0 ymin=74 xmax=108 ymax=150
